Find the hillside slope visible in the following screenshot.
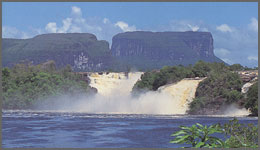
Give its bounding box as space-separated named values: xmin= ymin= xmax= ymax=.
xmin=111 ymin=31 xmax=224 ymax=70
xmin=3 ymin=33 xmax=122 ymax=71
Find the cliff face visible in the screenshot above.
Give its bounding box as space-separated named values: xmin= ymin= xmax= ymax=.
xmin=2 ymin=33 xmax=116 ymax=71
xmin=111 ymin=31 xmax=223 ymax=70
xmin=3 ymin=32 xmax=224 ymax=72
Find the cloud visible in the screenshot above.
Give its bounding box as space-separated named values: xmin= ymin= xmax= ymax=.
xmin=222 ymin=58 xmax=233 ymax=65
xmin=187 ymin=24 xmax=199 ymax=31
xmin=45 ymin=22 xmax=57 ymax=33
xmin=2 ymin=26 xmax=30 ymax=39
xmin=103 ymin=18 xmax=109 ymax=24
xmin=248 ymin=17 xmax=258 ymax=32
xmin=213 ymin=22 xmax=257 ymax=67
xmin=33 ymin=6 xmax=138 ymax=45
xmin=216 ymin=24 xmax=232 ymax=32
xmin=43 ymin=6 xmax=115 ymax=42
xmin=163 ymin=19 xmax=257 ymax=67
xmin=168 ymin=20 xmax=194 ymax=31
xmin=57 ymin=18 xmax=72 ymax=33
xmin=114 ymin=21 xmax=136 ymax=32
xmin=214 ymin=48 xmax=232 ymax=65
xmin=214 ymin=48 xmax=230 ymax=57
xmin=165 ymin=20 xmax=209 ymax=32
xmin=71 ymin=6 xmax=82 ymax=16
xmin=2 ymin=6 xmax=257 ymax=68
xmin=247 ymin=56 xmax=258 ymax=61
xmin=42 ymin=6 xmax=136 ymax=43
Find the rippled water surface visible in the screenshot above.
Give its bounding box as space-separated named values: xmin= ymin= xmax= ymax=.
xmin=2 ymin=110 xmax=258 ymax=148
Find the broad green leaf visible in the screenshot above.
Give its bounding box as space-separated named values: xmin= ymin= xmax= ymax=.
xmin=195 ymin=141 xmax=205 ymax=148
xmin=196 ymin=123 xmax=204 ymax=128
xmin=180 ymin=126 xmax=191 ymax=130
xmin=170 ymin=135 xmax=190 ymax=143
xmin=171 ymin=130 xmax=187 ymax=136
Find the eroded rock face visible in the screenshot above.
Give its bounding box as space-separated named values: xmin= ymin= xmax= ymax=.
xmin=3 ymin=32 xmax=225 ymax=72
xmin=111 ymin=31 xmax=223 ymax=70
xmin=2 ymin=33 xmax=114 ymax=71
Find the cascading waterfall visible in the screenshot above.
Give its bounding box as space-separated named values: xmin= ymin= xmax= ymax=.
xmin=241 ymin=77 xmax=258 ymax=94
xmin=41 ymin=72 xmax=252 ymax=116
xmin=81 ymin=72 xmax=204 ymax=114
xmin=158 ymin=78 xmax=205 ymax=114
xmin=224 ymin=79 xmax=258 ymax=116
xmin=88 ymin=72 xmax=143 ymax=96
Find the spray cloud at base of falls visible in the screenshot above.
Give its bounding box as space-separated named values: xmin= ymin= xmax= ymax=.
xmin=34 ymin=72 xmax=252 ymax=116
xmin=45 ymin=72 xmax=204 ymax=114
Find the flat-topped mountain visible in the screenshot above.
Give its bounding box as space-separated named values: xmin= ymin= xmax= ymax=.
xmin=2 ymin=33 xmax=119 ymax=71
xmin=111 ymin=31 xmax=224 ymax=70
xmin=3 ymin=31 xmax=224 ymax=71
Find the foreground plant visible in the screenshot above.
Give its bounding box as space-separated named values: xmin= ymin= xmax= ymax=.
xmin=170 ymin=118 xmax=258 ymax=148
xmin=222 ymin=118 xmax=258 ymax=148
xmin=170 ymin=123 xmax=224 ymax=148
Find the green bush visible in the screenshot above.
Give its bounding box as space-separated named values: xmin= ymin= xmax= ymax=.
xmin=2 ymin=61 xmax=94 ymax=109
xmin=132 ymin=62 xmax=206 ymax=92
xmin=188 ymin=97 xmax=207 ymax=114
xmin=170 ymin=123 xmax=224 ymax=148
xmin=222 ymin=118 xmax=258 ymax=148
xmin=244 ymin=83 xmax=258 ymax=116
xmin=170 ymin=118 xmax=258 ymax=148
xmin=189 ymin=68 xmax=244 ymax=114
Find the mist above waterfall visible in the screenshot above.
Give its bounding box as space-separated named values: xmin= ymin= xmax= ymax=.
xmin=34 ymin=72 xmax=250 ymax=115
xmin=35 ymin=72 xmax=204 ymax=114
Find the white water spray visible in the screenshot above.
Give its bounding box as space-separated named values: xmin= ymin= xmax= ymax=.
xmin=37 ymin=72 xmax=251 ymax=115
xmin=67 ymin=72 xmax=204 ymax=114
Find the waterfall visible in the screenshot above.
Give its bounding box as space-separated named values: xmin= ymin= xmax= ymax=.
xmin=158 ymin=78 xmax=205 ymax=114
xmin=241 ymin=77 xmax=258 ymax=94
xmin=84 ymin=74 xmax=204 ymax=114
xmin=88 ymin=72 xmax=143 ymax=96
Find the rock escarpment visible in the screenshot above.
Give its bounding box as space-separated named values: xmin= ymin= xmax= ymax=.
xmin=2 ymin=33 xmax=117 ymax=71
xmin=111 ymin=31 xmax=224 ymax=70
xmin=3 ymin=31 xmax=224 ymax=72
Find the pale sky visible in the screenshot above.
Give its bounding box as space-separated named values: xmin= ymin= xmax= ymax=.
xmin=3 ymin=2 xmax=258 ymax=67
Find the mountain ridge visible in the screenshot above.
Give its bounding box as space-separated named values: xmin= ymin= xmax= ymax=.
xmin=2 ymin=32 xmax=225 ymax=71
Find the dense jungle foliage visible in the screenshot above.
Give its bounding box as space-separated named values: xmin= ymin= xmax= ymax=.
xmin=132 ymin=60 xmax=211 ymax=92
xmin=170 ymin=118 xmax=258 ymax=148
xmin=244 ymin=82 xmax=258 ymax=116
xmin=2 ymin=60 xmax=95 ymax=109
xmin=189 ymin=64 xmax=258 ymax=116
xmin=132 ymin=61 xmax=258 ymax=116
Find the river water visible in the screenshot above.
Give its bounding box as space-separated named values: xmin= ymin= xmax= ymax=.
xmin=2 ymin=110 xmax=258 ymax=148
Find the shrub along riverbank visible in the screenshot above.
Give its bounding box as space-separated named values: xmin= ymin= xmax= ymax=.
xmin=2 ymin=60 xmax=96 ymax=109
xmin=170 ymin=118 xmax=258 ymax=148
xmin=132 ymin=61 xmax=258 ymax=116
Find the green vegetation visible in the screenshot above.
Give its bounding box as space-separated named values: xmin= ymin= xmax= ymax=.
xmin=170 ymin=123 xmax=224 ymax=148
xmin=2 ymin=60 xmax=95 ymax=109
xmin=133 ymin=60 xmax=210 ymax=92
xmin=112 ymin=31 xmax=224 ymax=70
xmin=170 ymin=118 xmax=258 ymax=148
xmin=188 ymin=64 xmax=244 ymax=115
xmin=132 ymin=60 xmax=257 ymax=116
xmin=189 ymin=62 xmax=258 ymax=116
xmin=244 ymin=82 xmax=258 ymax=116
xmin=228 ymin=64 xmax=245 ymax=71
xmin=2 ymin=33 xmax=119 ymax=72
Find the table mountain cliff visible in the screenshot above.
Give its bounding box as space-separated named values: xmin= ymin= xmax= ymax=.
xmin=111 ymin=31 xmax=224 ymax=70
xmin=3 ymin=32 xmax=224 ymax=71
xmin=3 ymin=33 xmax=121 ymax=71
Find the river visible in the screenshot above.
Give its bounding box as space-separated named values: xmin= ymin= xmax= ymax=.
xmin=2 ymin=110 xmax=257 ymax=148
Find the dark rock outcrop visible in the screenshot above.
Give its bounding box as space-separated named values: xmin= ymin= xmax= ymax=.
xmin=2 ymin=33 xmax=117 ymax=71
xmin=3 ymin=32 xmax=225 ymax=72
xmin=111 ymin=31 xmax=224 ymax=70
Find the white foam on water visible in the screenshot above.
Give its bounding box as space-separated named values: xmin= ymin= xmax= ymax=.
xmin=31 ymin=72 xmax=251 ymax=116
